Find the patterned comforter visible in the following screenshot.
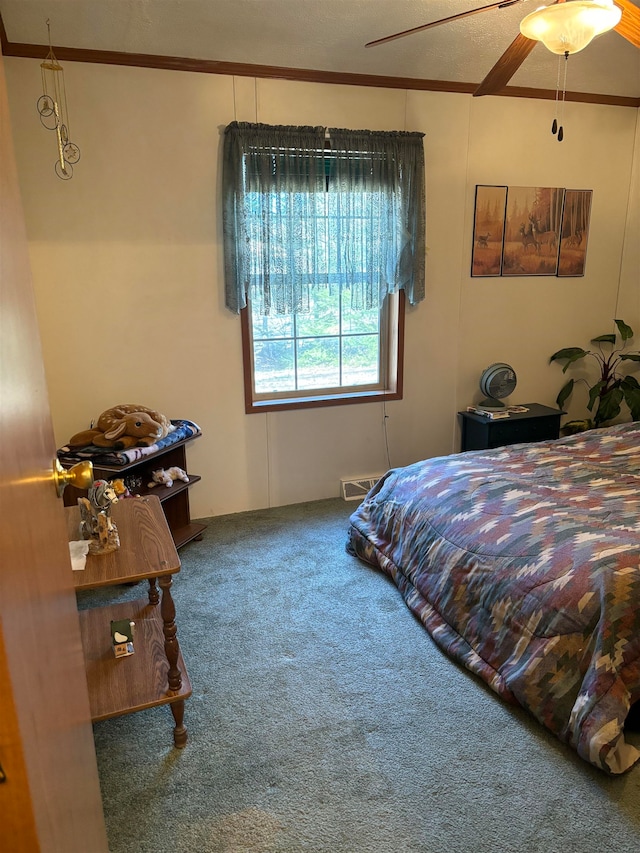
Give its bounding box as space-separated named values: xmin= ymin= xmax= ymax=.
xmin=347 ymin=422 xmax=640 ymax=773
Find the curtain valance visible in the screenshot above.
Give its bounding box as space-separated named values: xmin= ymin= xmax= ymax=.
xmin=222 ymin=122 xmax=426 ymax=315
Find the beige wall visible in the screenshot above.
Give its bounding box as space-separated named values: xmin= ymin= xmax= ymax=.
xmin=4 ymin=58 xmax=639 ymax=518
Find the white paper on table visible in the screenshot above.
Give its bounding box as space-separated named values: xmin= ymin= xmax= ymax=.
xmin=69 ymin=539 xmax=90 ymax=571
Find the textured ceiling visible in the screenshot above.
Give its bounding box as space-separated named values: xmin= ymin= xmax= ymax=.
xmin=1 ymin=0 xmax=639 ymax=98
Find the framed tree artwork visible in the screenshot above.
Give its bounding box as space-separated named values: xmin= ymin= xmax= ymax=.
xmin=470 ymin=185 xmax=592 ymax=278
xmin=471 ymin=185 xmax=507 ymax=276
xmin=501 ymin=186 xmax=564 ymax=277
xmin=557 ymin=190 xmax=592 ymax=277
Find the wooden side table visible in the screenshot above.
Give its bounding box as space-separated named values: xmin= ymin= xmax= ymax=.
xmin=67 ymin=495 xmax=192 ymax=747
xmin=458 ymin=403 xmax=563 ymax=451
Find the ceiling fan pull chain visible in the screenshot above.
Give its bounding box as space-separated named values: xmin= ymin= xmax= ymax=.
xmin=551 ymin=53 xmax=562 ymax=136
xmin=557 ymin=51 xmax=569 ymax=142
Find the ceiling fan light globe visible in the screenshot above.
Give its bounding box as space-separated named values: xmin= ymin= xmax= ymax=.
xmin=519 ymin=0 xmax=622 ymax=55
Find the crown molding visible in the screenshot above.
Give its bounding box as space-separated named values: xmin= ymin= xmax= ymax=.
xmin=1 ymin=12 xmax=638 ymax=108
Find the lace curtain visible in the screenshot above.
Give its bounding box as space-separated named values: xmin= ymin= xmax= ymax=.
xmin=222 ymin=122 xmax=425 ymax=315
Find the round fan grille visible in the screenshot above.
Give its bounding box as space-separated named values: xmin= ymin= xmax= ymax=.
xmin=479 ymin=363 xmax=517 ymax=408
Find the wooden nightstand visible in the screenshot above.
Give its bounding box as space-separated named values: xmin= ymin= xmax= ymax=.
xmin=458 ymin=403 xmax=563 ymax=451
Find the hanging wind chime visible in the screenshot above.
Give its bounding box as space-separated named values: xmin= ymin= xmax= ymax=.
xmin=36 ymin=20 xmax=81 ymax=179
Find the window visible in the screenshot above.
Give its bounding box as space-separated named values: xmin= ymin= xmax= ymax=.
xmin=223 ymin=123 xmax=425 ymax=413
xmin=241 ymin=289 xmax=404 ymax=412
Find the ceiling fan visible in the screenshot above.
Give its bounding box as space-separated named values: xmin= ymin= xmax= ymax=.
xmin=365 ymin=0 xmax=640 ymax=96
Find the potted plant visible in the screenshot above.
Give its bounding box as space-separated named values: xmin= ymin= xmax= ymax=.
xmin=550 ymin=319 xmax=640 ymax=428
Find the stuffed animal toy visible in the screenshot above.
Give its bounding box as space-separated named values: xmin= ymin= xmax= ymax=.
xmin=147 ymin=467 xmax=189 ymax=489
xmin=111 ymin=479 xmax=134 ymax=499
xmin=68 ymin=404 xmax=175 ymax=450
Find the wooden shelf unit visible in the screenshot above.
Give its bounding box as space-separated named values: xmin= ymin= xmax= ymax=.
xmin=68 ymin=496 xmax=192 ymax=747
xmin=63 ymin=433 xmax=206 ymax=549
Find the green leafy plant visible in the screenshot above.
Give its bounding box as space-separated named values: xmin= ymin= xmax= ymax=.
xmin=550 ymin=319 xmax=640 ymax=427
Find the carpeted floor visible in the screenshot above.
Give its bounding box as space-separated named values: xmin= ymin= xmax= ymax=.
xmin=79 ymin=498 xmax=640 ymax=853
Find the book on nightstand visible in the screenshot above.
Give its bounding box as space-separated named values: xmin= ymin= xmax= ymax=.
xmin=466 ymin=407 xmax=510 ymax=419
xmin=466 ymin=405 xmax=530 ymax=419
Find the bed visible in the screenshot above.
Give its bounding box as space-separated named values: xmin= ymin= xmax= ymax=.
xmin=347 ymin=422 xmax=640 ymax=774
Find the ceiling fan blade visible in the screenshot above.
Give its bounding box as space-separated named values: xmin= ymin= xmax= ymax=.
xmin=365 ymin=0 xmax=525 ymax=48
xmin=473 ymin=31 xmax=538 ymax=96
xmin=614 ymin=0 xmax=640 ymax=47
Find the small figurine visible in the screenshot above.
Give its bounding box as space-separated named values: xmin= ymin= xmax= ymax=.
xmin=78 ymin=479 xmax=120 ymax=554
xmin=111 ymin=619 xmax=135 ymax=658
xmin=111 ymin=478 xmax=133 ymax=499
xmin=89 ymin=480 xmax=118 ymax=509
xmin=147 ymin=466 xmax=189 ymax=489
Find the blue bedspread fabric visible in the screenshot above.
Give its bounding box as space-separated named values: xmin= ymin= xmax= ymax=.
xmin=347 ymin=422 xmax=640 ymax=774
xmin=57 ymin=419 xmax=201 ymax=468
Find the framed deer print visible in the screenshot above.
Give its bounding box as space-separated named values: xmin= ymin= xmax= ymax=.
xmin=471 ymin=185 xmax=592 ymax=278
xmin=471 ymin=185 xmax=507 ymax=277
xmin=501 ymin=186 xmax=563 ymax=277
xmin=557 ymin=190 xmax=592 ymax=277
